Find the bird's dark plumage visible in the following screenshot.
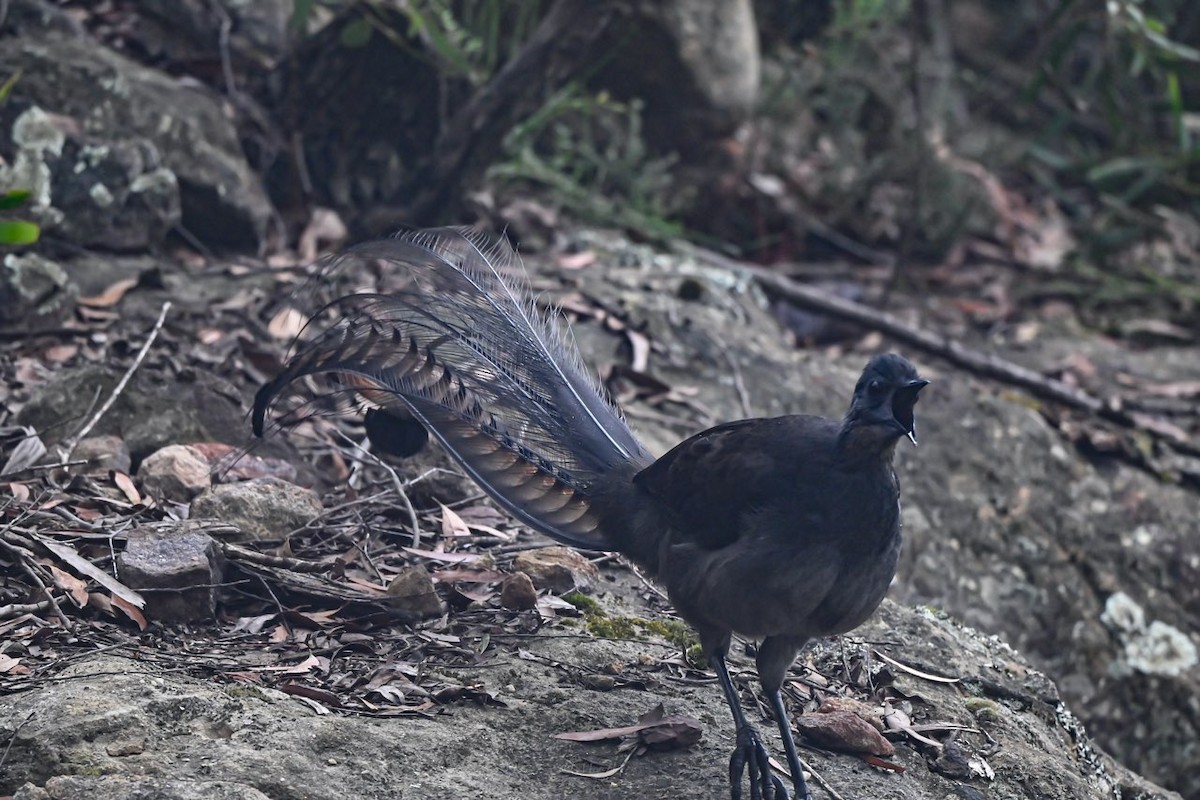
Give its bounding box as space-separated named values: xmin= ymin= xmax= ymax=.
xmin=254 ymin=228 xmax=928 ymax=800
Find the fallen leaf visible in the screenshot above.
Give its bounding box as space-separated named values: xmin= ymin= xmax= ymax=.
xmin=112 ymin=471 xmax=141 ymax=505
xmin=872 ymin=650 xmax=960 ymax=683
xmin=401 ymin=547 xmax=480 ymax=564
xmin=280 ymin=682 xmax=344 ymax=708
xmin=111 ymin=594 xmax=147 ymax=630
xmin=440 ymin=503 xmax=470 ymax=538
xmin=35 ymin=534 xmax=145 ymax=609
xmin=557 ymin=250 xmax=596 ymax=270
xmin=44 ymin=344 xmax=78 ymax=363
xmin=50 ymin=565 xmax=89 ymax=606
xmin=1142 ymin=380 xmax=1200 ymax=398
xmin=627 ymin=330 xmax=650 ymax=372
xmin=863 ymin=754 xmax=906 ymax=773
xmin=78 ymin=277 xmax=139 ymax=308
xmin=297 ymin=207 xmax=348 ymax=262
xmin=795 ymin=710 xmax=895 ymax=756
xmin=556 ymin=703 xmax=703 ymax=751
xmin=268 ymin=307 xmax=307 ymax=340
xmin=1 ymin=429 xmax=46 ymax=476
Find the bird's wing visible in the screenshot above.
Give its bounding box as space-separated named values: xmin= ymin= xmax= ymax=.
xmin=634 ymin=417 xmax=834 ymax=550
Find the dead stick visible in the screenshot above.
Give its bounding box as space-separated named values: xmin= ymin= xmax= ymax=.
xmin=745 ymin=266 xmax=1106 ymax=414
xmin=60 ymin=301 xmax=172 ymax=459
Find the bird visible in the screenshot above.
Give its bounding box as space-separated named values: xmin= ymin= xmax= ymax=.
xmin=253 ymin=227 xmax=928 ymax=800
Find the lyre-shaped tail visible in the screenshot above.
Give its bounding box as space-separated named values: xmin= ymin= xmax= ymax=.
xmin=253 ymin=228 xmax=654 ymax=550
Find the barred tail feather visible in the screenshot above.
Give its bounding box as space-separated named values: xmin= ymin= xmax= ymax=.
xmin=253 ymin=228 xmax=654 ymax=549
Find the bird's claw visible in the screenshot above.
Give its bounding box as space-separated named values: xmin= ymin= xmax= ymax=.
xmin=729 ymin=725 xmax=790 ymax=800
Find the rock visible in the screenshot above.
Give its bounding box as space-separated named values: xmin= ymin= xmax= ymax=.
xmin=0 ymin=105 xmax=181 ymax=250
xmin=19 ymin=776 xmax=271 ymax=800
xmin=0 ymin=253 xmax=77 ymax=329
xmin=16 ymin=366 xmax=250 ymax=464
xmin=125 ymin=0 xmax=292 ymax=71
xmin=386 ymin=565 xmax=445 ymax=621
xmin=72 ymin=435 xmax=132 ymax=474
xmin=116 ymin=523 xmax=224 ymax=624
xmin=500 ymin=572 xmax=538 ymax=611
xmin=595 ymin=0 xmax=760 ymax=155
xmin=189 ymin=478 xmax=321 ymax=541
xmin=0 ymin=602 xmax=1180 ymax=800
xmin=0 ymin=28 xmax=273 ymax=249
xmin=795 ymin=710 xmax=894 ymax=757
xmin=139 ymin=444 xmax=211 ymax=502
xmin=512 ymin=546 xmax=598 ymax=594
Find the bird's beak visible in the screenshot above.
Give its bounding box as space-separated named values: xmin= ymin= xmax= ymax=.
xmin=891 ymin=379 xmax=929 ymax=446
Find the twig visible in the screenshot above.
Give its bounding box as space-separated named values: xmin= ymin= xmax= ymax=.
xmin=0 ymin=459 xmax=89 ymax=481
xmin=0 ymin=599 xmax=58 ymax=619
xmin=0 ymin=534 xmax=70 ymax=629
xmin=333 ymin=430 xmax=423 ymax=547
xmin=800 ymin=759 xmax=845 ymax=800
xmin=716 ymin=340 xmax=754 ymax=418
xmin=0 ymin=711 xmax=34 ymax=775
xmin=220 ymin=541 xmax=331 ymax=573
xmin=59 ymin=301 xmax=172 ymax=459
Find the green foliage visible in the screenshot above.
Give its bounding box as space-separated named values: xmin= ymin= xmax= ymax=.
xmin=0 ymin=218 xmax=39 ymax=246
xmin=1022 ymin=0 xmax=1200 ymax=257
xmin=0 ymin=189 xmax=32 ymax=211
xmin=0 ymin=74 xmax=42 ymax=247
xmin=491 ymin=87 xmax=686 ymax=242
xmin=0 ymin=69 xmax=21 ymax=104
xmin=286 ymin=2 xmax=677 ymax=239
xmin=400 ymin=0 xmax=548 ymax=84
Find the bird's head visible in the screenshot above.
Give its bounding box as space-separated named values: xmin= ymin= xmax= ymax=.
xmin=842 ymin=354 xmax=929 ymax=450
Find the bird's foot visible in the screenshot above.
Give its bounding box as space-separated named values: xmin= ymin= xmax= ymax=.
xmin=728 ymin=724 xmax=790 ymax=800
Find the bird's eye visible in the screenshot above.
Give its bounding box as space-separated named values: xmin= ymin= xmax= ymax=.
xmin=868 ymin=379 xmax=883 ymax=395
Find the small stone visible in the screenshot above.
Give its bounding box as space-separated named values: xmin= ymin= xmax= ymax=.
xmin=116 ymin=523 xmax=224 ymax=624
xmin=816 ymin=697 xmax=885 ymax=731
xmin=13 ymin=782 xmax=51 ymax=800
xmin=139 ymin=444 xmax=210 ymax=502
xmin=795 ymin=710 xmax=895 ymax=757
xmin=512 ymin=546 xmax=597 ymax=593
xmin=105 ymin=738 xmax=146 ymax=756
xmin=0 ymin=253 xmax=78 ymax=328
xmin=500 ymin=572 xmax=538 ymax=610
xmin=73 ymin=435 xmax=132 ymax=474
xmin=386 ymin=565 xmax=445 ymax=622
xmin=189 ymin=477 xmax=321 ymax=541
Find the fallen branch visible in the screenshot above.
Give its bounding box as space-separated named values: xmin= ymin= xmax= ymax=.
xmin=746 ymin=265 xmax=1104 ymax=414
xmin=682 ymin=245 xmax=1197 ymax=461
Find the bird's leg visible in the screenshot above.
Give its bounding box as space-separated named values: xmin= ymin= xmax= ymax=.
xmin=767 ymin=689 xmax=812 ymax=800
xmin=756 ymin=636 xmax=813 ymax=800
xmin=710 ymin=652 xmax=790 ymax=800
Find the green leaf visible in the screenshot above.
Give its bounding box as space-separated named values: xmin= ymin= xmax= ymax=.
xmin=289 ymin=0 xmax=317 ymax=33
xmin=0 ymin=189 xmax=32 ymax=210
xmin=0 ymin=70 xmax=22 ymax=105
xmin=0 ymin=219 xmax=40 ymax=245
xmin=339 ymin=17 xmax=374 ymax=48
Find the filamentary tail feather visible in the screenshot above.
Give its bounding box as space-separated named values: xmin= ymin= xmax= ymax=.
xmin=253 ymin=227 xmax=654 ymax=550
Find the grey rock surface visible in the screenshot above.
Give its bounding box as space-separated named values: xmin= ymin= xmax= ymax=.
xmin=0 ymin=601 xmax=1177 ymax=800
xmin=117 ymin=524 xmax=225 ymax=624
xmin=598 ymin=0 xmax=760 ymax=154
xmin=190 ymin=477 xmax=322 ymax=541
xmin=0 ymin=29 xmax=273 ymax=249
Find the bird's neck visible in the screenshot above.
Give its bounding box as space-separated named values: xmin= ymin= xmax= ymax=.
xmin=835 ymin=422 xmax=899 ymax=468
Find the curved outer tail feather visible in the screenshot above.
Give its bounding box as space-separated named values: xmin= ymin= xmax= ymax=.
xmin=252 ymin=228 xmax=654 ymax=550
